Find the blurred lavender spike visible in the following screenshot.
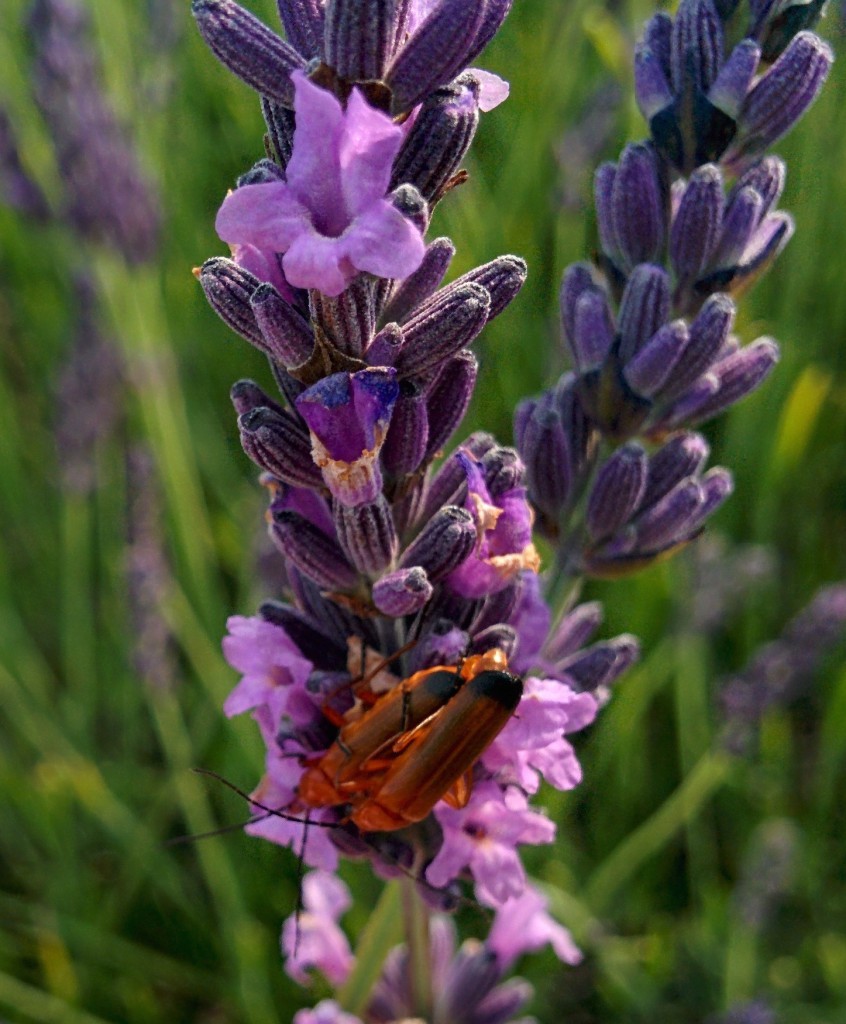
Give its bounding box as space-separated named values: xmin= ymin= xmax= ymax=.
xmin=28 ymin=0 xmax=161 ymax=261
xmin=0 ymin=108 xmax=50 ymax=219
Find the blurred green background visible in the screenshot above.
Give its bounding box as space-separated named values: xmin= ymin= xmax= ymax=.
xmin=1 ymin=0 xmax=846 ymax=1021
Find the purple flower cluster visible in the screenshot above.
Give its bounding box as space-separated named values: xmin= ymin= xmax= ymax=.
xmin=192 ymin=0 xmax=834 ymax=1016
xmin=515 ymin=0 xmax=830 ymax=578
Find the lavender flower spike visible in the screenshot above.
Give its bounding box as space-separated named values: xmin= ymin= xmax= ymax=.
xmin=216 ymin=71 xmax=425 ymax=296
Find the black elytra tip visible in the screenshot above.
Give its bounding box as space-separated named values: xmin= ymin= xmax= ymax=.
xmin=469 ymin=670 xmax=523 ymax=711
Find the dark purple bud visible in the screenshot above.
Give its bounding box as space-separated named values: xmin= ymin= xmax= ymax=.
xmin=471 ymin=576 xmax=523 ymax=634
xmin=670 ymin=0 xmax=724 ymax=95
xmin=661 ymin=294 xmax=735 ymax=400
xmin=324 ymin=0 xmax=394 ymax=81
xmin=372 ymin=566 xmax=433 ymax=616
xmin=230 ymin=378 xmax=284 ymax=417
xmin=238 ymin=406 xmax=324 ymax=489
xmin=687 ymin=338 xmax=779 ymax=425
xmin=386 ymin=0 xmax=485 ymax=113
xmin=251 ymin=283 xmax=314 ymax=366
xmin=594 ymin=162 xmax=618 ymax=260
xmin=391 ymin=76 xmax=480 ymax=203
xmin=469 ymin=624 xmax=518 ymax=658
xmin=421 ymin=450 xmax=470 ymax=523
xmin=518 ymin=398 xmax=571 ymax=522
xmin=310 ymin=276 xmax=375 ymax=359
xmin=713 ymin=186 xmax=763 ymax=268
xmin=389 ymin=182 xmax=430 ymax=234
xmin=559 ymin=262 xmax=596 ymax=346
xmin=276 ymin=0 xmax=324 ymax=58
xmin=424 ymin=351 xmax=479 ymax=458
xmin=642 ymin=431 xmax=710 ymax=508
xmin=296 ymin=368 xmax=399 ymax=505
xmin=730 ymin=32 xmax=832 ymax=166
xmin=271 ymin=510 xmax=358 ymax=588
xmin=635 ymin=478 xmax=704 ymax=550
xmin=367 ymin=322 xmax=404 ymax=366
xmin=464 ymin=0 xmax=514 ymax=66
xmin=382 ymin=380 xmax=429 ymax=476
xmin=334 ymin=495 xmax=398 ymax=576
xmin=259 ymin=600 xmax=347 ymax=669
xmin=191 ymin=0 xmax=305 ymax=106
xmin=644 ymin=12 xmax=673 ymax=80
xmin=408 ymin=619 xmax=469 ymax=672
xmin=571 ymin=286 xmax=615 ymax=371
xmin=543 ymin=601 xmax=604 ymax=663
xmin=634 ymin=41 xmax=674 ymax=121
xmin=617 ymin=264 xmax=671 ymax=363
xmin=198 ymin=257 xmax=262 ymax=345
xmin=399 ymin=505 xmax=477 ymax=581
xmin=735 ymin=155 xmax=786 ymax=211
xmin=586 ymin=443 xmax=649 ymax=540
xmin=261 ymin=96 xmax=296 ymax=167
xmin=562 ymin=635 xmax=640 ymax=691
xmin=237 ymin=158 xmax=285 ymax=186
xmin=381 ymin=237 xmax=455 ymax=324
xmin=690 ymin=466 xmax=733 ymax=527
xmin=395 ymin=282 xmax=490 ymax=378
xmin=611 ymin=143 xmax=665 ymax=269
xmin=755 ymin=0 xmax=827 ymax=63
xmin=708 ymin=39 xmax=760 ymax=119
xmin=624 ymin=320 xmax=688 ymax=397
xmin=481 ymin=446 xmax=524 ymax=497
xmin=670 ymin=165 xmax=724 ymax=282
xmin=265 ymin=475 xmax=335 ymax=533
xmin=434 ymin=255 xmax=527 ymax=327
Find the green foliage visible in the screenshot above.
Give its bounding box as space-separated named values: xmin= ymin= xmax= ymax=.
xmin=1 ymin=1 xmax=845 ymax=1021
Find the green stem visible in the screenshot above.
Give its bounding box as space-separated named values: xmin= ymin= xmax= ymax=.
xmin=403 ymin=877 xmax=433 ymax=1021
xmin=337 ymin=882 xmax=404 ymax=1017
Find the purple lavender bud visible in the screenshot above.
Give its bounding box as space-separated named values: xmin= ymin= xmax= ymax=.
xmin=481 ymin=446 xmax=524 ymax=497
xmin=310 ymin=277 xmax=376 ymax=360
xmin=381 ymin=237 xmax=455 ymax=324
xmin=296 ymin=369 xmax=399 ymax=506
xmin=559 ymin=262 xmax=596 ymax=346
xmin=610 ymin=143 xmax=666 ymax=270
xmin=259 ymin=600 xmax=347 ymax=669
xmin=689 ymin=466 xmax=733 ymax=527
xmin=260 ymin=96 xmax=296 ymax=167
xmin=708 ymin=39 xmax=761 ymax=119
xmin=712 ymin=185 xmax=764 ymax=268
xmin=586 ymin=443 xmax=649 ymax=541
xmin=424 ymin=351 xmax=479 ymax=458
xmin=409 ymin=619 xmax=470 ymax=671
xmin=736 ymin=154 xmax=786 ymax=211
xmin=391 ymin=76 xmax=480 ymax=203
xmin=198 ymin=257 xmax=262 ymax=346
xmin=660 ymin=294 xmax=735 ymax=400
xmin=229 ymin=378 xmax=284 ymax=418
xmin=238 ymin=406 xmax=324 ymax=489
xmin=251 ymin=283 xmax=314 ymax=366
xmin=617 ymin=265 xmax=671 ymax=363
xmin=471 ymin=576 xmax=523 ymax=633
xmin=754 ymin=0 xmax=828 ymax=63
xmin=388 ymin=182 xmax=430 ymax=234
xmin=642 ymin=431 xmax=710 ymax=508
xmin=237 ymin=158 xmax=285 ymax=187
xmin=333 ymin=495 xmax=398 ymax=576
xmin=570 ymin=285 xmax=615 ymax=372
xmin=727 ymin=32 xmax=832 ymax=168
xmin=593 ymin=161 xmax=619 ymax=264
xmin=670 ymin=0 xmax=724 ymax=95
xmin=324 ymin=0 xmax=394 ymax=81
xmin=395 ymin=282 xmax=490 ymax=378
xmin=685 ymin=337 xmax=780 ymax=425
xmin=385 ymin=0 xmax=484 ymax=113
xmin=398 ymin=505 xmax=477 ymax=581
xmin=543 ymin=601 xmax=604 ymax=662
xmin=270 ymin=510 xmax=358 ymax=589
xmin=422 ymin=450 xmax=472 ymax=521
xmin=464 ymin=0 xmax=514 ymax=67
xmin=191 ymin=0 xmax=305 ymax=107
xmin=644 ymin=13 xmax=673 ymax=81
xmin=372 ymin=566 xmax=432 ymax=616
xmin=518 ymin=396 xmax=572 ymax=523
xmin=444 ymin=255 xmax=528 ymax=322
xmin=634 ymin=477 xmax=705 ymax=551
xmin=366 ymin=322 xmax=404 ymax=366
xmin=381 ymin=381 xmax=429 ymax=476
xmin=469 ymin=624 xmax=518 ymax=658
xmin=562 ymin=635 xmax=641 ymax=691
xmin=634 ymin=40 xmax=675 ymax=121
xmin=624 ymin=320 xmax=688 ymax=397
xmin=276 ymin=0 xmax=324 ymax=58
xmin=670 ymin=165 xmax=724 ymax=283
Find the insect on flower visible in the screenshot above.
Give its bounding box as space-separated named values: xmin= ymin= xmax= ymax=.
xmin=296 ymin=646 xmax=523 ymax=832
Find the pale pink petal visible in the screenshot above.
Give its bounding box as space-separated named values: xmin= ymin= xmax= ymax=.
xmin=469 ymin=68 xmax=510 ymax=111
xmin=342 ymin=201 xmax=425 ymax=281
xmin=216 ymin=181 xmax=311 ymax=252
xmin=341 ymin=87 xmax=406 ymax=215
xmin=282 ymin=229 xmax=356 ymax=295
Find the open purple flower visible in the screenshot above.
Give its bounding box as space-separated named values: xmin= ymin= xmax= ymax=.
xmin=216 ymin=70 xmax=425 ymax=296
xmin=487 ymin=885 xmax=582 ymax=969
xmin=281 ymin=871 xmax=354 ymax=986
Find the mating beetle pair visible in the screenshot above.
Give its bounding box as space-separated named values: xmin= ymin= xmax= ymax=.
xmin=294 ymin=647 xmax=523 ymax=832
